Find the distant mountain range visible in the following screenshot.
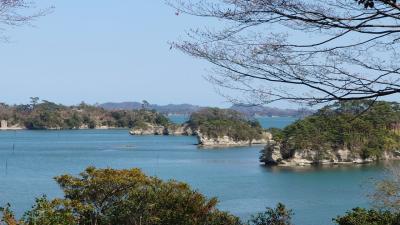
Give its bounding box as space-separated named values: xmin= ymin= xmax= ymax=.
xmin=100 ymin=102 xmax=314 ymax=117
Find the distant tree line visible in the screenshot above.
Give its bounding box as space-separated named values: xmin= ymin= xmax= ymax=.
xmin=0 ymin=99 xmax=171 ymax=130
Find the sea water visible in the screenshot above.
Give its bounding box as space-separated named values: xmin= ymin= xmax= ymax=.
xmin=0 ymin=117 xmax=384 ymax=225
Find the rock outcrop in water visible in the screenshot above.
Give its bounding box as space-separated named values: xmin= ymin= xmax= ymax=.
xmin=197 ymin=131 xmax=271 ymax=146
xmin=129 ymin=108 xmax=273 ymax=147
xmin=0 ymin=120 xmax=23 ymax=130
xmin=260 ymin=101 xmax=400 ymax=166
xmin=129 ymin=124 xmax=168 ymax=135
xmin=260 ymin=141 xmax=400 ymax=166
xmin=187 ymin=108 xmax=272 ymax=147
xmin=129 ymin=123 xmax=272 ymax=147
xmin=129 ymin=123 xmax=195 ymax=136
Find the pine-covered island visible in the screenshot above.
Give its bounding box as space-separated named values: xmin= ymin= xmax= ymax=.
xmin=129 ymin=108 xmax=272 ymax=146
xmin=261 ymin=101 xmax=400 ymax=166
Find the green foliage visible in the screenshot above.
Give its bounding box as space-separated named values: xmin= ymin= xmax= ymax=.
xmin=248 ymin=203 xmax=293 ymax=225
xmin=189 ymin=108 xmax=265 ymax=141
xmin=275 ymin=100 xmax=400 ymax=160
xmin=267 ymin=128 xmax=284 ymax=143
xmin=6 ymin=168 xmax=400 ymax=225
xmin=2 ymin=167 xmax=241 ymax=225
xmin=333 ymin=208 xmax=400 ymax=225
xmin=0 ymin=100 xmax=171 ymax=130
xmin=21 ymin=197 xmax=77 ymax=225
xmin=0 ymin=204 xmax=18 ymax=225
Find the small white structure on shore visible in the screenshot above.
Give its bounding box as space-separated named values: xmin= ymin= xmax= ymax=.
xmin=1 ymin=120 xmax=7 ymax=129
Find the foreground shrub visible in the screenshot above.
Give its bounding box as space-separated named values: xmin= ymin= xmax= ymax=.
xmin=247 ymin=203 xmax=293 ymax=225
xmin=333 ymin=207 xmax=400 ymax=225
xmin=6 ymin=167 xmax=398 ymax=225
xmin=1 ymin=167 xmax=241 ymax=225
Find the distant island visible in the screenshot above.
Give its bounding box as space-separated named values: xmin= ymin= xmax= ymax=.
xmin=129 ymin=107 xmax=272 ymax=146
xmin=187 ymin=108 xmax=271 ymax=146
xmin=0 ymin=100 xmax=170 ymax=130
xmin=261 ymin=101 xmax=400 ymax=166
xmin=3 ymin=99 xmax=400 ymax=160
xmin=0 ymin=100 xmax=272 ymax=146
xmin=100 ymin=101 xmax=314 ymax=117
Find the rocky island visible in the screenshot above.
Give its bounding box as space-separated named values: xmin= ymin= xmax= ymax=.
xmin=0 ymin=99 xmax=271 ymax=147
xmin=260 ymin=101 xmax=400 ymax=166
xmin=129 ymin=107 xmax=272 ymax=147
xmin=187 ymin=108 xmax=271 ymax=146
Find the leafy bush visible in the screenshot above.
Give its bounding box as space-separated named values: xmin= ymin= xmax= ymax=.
xmin=3 ymin=170 xmax=398 ymax=225
xmin=248 ymin=203 xmax=293 ymax=225
xmin=1 ymin=167 xmax=241 ymax=225
xmin=333 ymin=208 xmax=400 ymax=225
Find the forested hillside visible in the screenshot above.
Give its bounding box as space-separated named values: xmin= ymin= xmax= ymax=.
xmin=262 ymin=101 xmax=400 ymax=165
xmin=0 ymin=100 xmax=170 ymax=130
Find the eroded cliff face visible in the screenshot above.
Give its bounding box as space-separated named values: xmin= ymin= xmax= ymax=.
xmin=129 ymin=123 xmax=194 ymax=136
xmin=260 ymin=142 xmax=400 ymax=166
xmin=0 ymin=120 xmax=23 ymax=130
xmin=129 ymin=125 xmax=168 ymax=135
xmin=197 ymin=131 xmax=272 ymax=146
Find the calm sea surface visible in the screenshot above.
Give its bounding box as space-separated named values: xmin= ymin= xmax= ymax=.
xmin=0 ymin=117 xmax=385 ymax=225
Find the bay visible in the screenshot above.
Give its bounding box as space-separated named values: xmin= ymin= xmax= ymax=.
xmin=0 ymin=117 xmax=384 ymax=224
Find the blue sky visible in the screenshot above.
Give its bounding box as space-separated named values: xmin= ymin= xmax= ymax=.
xmin=0 ymin=1 xmax=237 ymax=107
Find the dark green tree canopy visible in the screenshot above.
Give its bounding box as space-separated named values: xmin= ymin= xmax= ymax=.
xmin=267 ymin=100 xmax=400 ymax=160
xmin=1 ymin=167 xmax=241 ymax=225
xmin=333 ymin=207 xmax=400 ymax=225
xmin=0 ymin=100 xmax=171 ymax=129
xmin=188 ymin=107 xmax=265 ymax=141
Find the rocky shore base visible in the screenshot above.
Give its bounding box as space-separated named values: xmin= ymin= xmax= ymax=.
xmin=129 ymin=123 xmax=272 ymax=147
xmin=129 ymin=123 xmax=195 ymax=136
xmin=196 ymin=131 xmax=271 ymax=146
xmin=261 ymin=141 xmax=400 ymax=166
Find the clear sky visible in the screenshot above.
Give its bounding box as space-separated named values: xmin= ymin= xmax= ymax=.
xmin=0 ymin=1 xmax=240 ymax=107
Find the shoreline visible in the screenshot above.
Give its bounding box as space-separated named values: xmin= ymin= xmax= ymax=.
xmin=266 ymin=157 xmax=400 ymax=168
xmin=0 ymin=127 xmax=24 ymax=131
xmin=0 ymin=127 xmax=131 ymax=131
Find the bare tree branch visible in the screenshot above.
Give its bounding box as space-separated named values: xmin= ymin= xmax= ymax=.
xmin=169 ymin=0 xmax=400 ymax=105
xmin=0 ymin=0 xmax=53 ymax=41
